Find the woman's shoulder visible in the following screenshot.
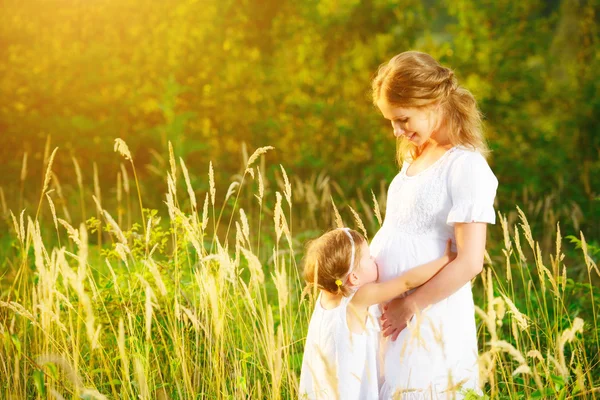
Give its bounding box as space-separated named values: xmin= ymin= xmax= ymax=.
xmin=446 ymin=146 xmax=498 ymax=187
xmin=447 ymin=146 xmax=493 ymax=170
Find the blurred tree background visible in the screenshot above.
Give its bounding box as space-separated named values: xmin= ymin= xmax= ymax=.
xmin=1 ymin=0 xmax=598 ymax=239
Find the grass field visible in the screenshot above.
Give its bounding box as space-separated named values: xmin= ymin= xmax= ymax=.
xmin=1 ymin=142 xmax=598 ymax=399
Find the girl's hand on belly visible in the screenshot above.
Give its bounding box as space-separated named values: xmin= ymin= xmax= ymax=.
xmin=380 ymin=296 xmax=418 ymax=341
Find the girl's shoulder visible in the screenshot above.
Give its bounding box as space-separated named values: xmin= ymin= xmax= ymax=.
xmin=315 ymin=291 xmax=353 ymax=312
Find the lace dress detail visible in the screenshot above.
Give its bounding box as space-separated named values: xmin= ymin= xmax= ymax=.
xmin=386 ymin=147 xmax=458 ymax=235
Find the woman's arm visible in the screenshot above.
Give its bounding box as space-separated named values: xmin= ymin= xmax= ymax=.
xmin=380 ymin=222 xmax=487 ymax=340
xmin=352 ymin=240 xmax=455 ymax=308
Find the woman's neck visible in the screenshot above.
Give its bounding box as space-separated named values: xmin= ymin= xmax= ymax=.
xmin=429 ymin=119 xmax=452 ymax=148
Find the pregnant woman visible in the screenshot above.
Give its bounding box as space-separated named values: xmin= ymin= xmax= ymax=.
xmin=369 ymin=51 xmax=498 ymax=399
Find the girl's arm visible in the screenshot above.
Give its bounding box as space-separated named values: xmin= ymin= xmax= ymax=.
xmin=351 ymin=240 xmax=455 ymax=308
xmin=380 ymin=222 xmax=487 ymax=340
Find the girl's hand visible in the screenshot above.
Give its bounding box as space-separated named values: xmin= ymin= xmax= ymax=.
xmin=380 ymin=296 xmax=418 ymax=341
xmin=444 ymin=239 xmax=457 ymax=261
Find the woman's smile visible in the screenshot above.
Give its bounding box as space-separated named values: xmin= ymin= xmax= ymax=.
xmin=393 ymin=129 xmax=416 ymax=140
xmin=405 ymin=132 xmax=417 ymax=141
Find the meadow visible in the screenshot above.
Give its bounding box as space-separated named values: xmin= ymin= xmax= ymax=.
xmin=0 ymin=141 xmax=598 ymax=399
xmin=1 ymin=0 xmax=599 ymax=398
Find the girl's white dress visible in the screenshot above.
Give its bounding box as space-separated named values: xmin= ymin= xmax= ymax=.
xmin=369 ymin=147 xmax=498 ymax=399
xmin=299 ymin=293 xmax=381 ymax=399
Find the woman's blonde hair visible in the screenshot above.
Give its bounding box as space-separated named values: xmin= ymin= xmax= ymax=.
xmin=372 ymin=51 xmax=489 ymax=164
xmin=302 ymin=229 xmax=365 ymax=297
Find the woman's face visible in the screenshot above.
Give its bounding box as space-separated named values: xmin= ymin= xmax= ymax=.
xmin=376 ymin=99 xmax=442 ymax=146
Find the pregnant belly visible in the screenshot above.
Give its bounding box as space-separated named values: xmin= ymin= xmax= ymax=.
xmin=371 ymin=227 xmax=479 ymax=393
xmin=370 ymin=227 xmax=451 ymax=283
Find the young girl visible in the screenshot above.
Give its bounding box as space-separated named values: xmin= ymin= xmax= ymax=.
xmin=298 ymin=227 xmax=456 ymax=400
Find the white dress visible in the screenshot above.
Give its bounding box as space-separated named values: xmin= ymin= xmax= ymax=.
xmin=299 ymin=293 xmax=382 ymax=399
xmin=369 ymin=147 xmax=498 ymax=400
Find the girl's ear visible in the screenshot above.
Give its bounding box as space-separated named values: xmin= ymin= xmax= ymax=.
xmin=347 ymin=271 xmax=360 ymax=287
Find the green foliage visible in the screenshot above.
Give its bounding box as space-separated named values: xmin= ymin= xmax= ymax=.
xmin=1 ymin=0 xmax=598 ymax=240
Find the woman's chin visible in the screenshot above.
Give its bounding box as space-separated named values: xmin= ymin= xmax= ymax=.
xmin=398 ymin=136 xmax=418 ymax=146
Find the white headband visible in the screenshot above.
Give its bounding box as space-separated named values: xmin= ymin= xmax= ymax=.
xmin=337 ymin=227 xmax=356 ymax=286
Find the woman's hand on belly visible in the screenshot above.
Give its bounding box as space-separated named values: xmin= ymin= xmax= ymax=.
xmin=380 ymin=296 xmax=418 ymax=341
xmin=381 ymin=223 xmax=487 ymax=340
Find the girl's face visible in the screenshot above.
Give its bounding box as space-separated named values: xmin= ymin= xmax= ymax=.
xmin=376 ymin=99 xmax=445 ymax=146
xmin=350 ymin=241 xmax=378 ymax=287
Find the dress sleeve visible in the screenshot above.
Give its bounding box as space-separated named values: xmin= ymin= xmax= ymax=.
xmin=446 ymin=151 xmax=498 ymax=226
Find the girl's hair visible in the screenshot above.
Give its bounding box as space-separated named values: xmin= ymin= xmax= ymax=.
xmin=302 ymin=229 xmax=365 ymax=297
xmin=371 ymin=51 xmax=489 ymax=164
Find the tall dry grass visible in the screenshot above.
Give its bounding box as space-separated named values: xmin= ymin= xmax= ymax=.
xmin=0 ymin=140 xmax=598 ymax=399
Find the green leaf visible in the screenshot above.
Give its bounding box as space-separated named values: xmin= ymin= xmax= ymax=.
xmin=530 ymin=387 xmax=556 ymax=399
xmin=10 ymin=334 xmax=21 ymax=357
xmin=45 ymin=362 xmax=59 ymax=380
xmin=32 ymin=369 xmax=46 ymax=396
xmin=550 ymin=374 xmax=567 ymax=389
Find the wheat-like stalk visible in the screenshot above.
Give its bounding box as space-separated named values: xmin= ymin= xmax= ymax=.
xmin=246 ymin=146 xmax=274 ymax=171
xmin=239 ymin=208 xmax=250 ymax=245
xmin=133 ymin=356 xmax=149 ymax=399
xmin=45 ymin=192 xmax=59 ymax=233
xmin=501 ymin=294 xmax=529 ymax=331
xmin=144 ymin=283 xmax=156 ymax=342
xmin=168 ymin=141 xmax=177 ymax=186
xmin=330 ymin=196 xmax=344 ymax=228
xmin=209 ymin=161 xmax=216 ymax=206
xmin=102 ymin=209 xmax=128 ymax=246
xmin=241 ymin=247 xmax=265 ymax=286
xmin=280 ymin=165 xmax=292 ymax=206
xmin=37 ymin=354 xmax=84 ymax=391
xmin=0 ymin=300 xmax=40 ymax=327
xmin=580 ymin=232 xmax=600 ymax=276
xmin=201 ymin=193 xmax=209 ymax=231
xmin=348 ymin=205 xmax=368 ymax=239
xmin=58 ymin=218 xmax=82 ymax=247
xmin=517 ymin=206 xmax=535 ymax=253
xmin=556 ymin=317 xmax=584 ymax=378
xmin=225 ymin=181 xmax=240 ymax=203
xmin=513 ymin=225 xmax=527 ymax=262
xmin=371 ymin=190 xmax=382 ymax=226
xmin=274 ymin=192 xmax=283 ymax=242
xmin=10 ymin=210 xmax=23 ymax=244
xmin=20 ymin=152 xmax=28 ymax=183
xmin=35 ymin=147 xmax=58 ymax=220
xmin=490 ymin=340 xmax=527 ymax=364
xmin=180 ymin=157 xmax=197 ymax=212
xmin=114 ymin=138 xmax=132 ymax=160
xmin=120 ymin=163 xmax=130 ymax=194
xmin=256 ymin=166 xmax=265 ymax=205
xmin=272 ymin=268 xmax=289 ymax=309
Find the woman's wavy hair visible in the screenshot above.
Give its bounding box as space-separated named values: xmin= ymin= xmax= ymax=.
xmin=372 ymin=51 xmax=489 ymax=164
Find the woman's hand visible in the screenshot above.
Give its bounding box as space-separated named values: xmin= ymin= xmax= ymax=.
xmin=382 ymin=224 xmax=488 ymax=341
xmin=380 ymin=296 xmax=418 ymax=341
